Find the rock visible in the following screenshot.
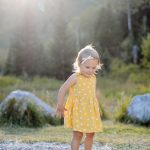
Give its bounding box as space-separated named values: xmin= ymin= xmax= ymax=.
xmin=0 ymin=141 xmax=112 ymax=150
xmin=0 ymin=90 xmax=55 ymax=117
xmin=127 ymin=93 xmax=150 ymax=123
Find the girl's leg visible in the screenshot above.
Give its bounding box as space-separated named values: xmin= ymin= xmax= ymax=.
xmin=84 ymin=132 xmax=95 ymax=150
xmin=71 ymin=131 xmax=83 ymax=150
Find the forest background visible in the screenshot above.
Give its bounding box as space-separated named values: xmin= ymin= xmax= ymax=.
xmin=0 ymin=0 xmax=150 ymax=80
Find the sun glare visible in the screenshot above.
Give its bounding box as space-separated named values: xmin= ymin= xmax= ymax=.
xmin=10 ymin=0 xmax=45 ymax=12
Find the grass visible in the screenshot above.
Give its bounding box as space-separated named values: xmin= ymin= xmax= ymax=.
xmin=0 ymin=76 xmax=63 ymax=107
xmin=96 ymin=75 xmax=150 ymax=118
xmin=0 ymin=124 xmax=71 ymax=143
xmin=95 ymin=121 xmax=150 ymax=143
xmin=0 ymin=120 xmax=149 ymax=149
xmin=0 ymin=75 xmax=150 ymax=149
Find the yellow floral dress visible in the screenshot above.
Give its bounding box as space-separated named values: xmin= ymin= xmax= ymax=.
xmin=64 ymin=73 xmax=103 ymax=133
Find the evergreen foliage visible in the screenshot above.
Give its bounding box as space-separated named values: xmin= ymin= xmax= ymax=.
xmin=141 ymin=33 xmax=150 ymax=69
xmin=5 ymin=1 xmax=47 ymax=76
xmin=48 ymin=0 xmax=76 ymax=79
xmin=0 ymin=0 xmax=150 ymax=77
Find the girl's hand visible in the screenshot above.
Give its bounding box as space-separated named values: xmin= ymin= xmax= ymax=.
xmin=56 ymin=104 xmax=67 ymax=117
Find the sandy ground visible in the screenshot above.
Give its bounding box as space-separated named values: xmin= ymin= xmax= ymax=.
xmin=0 ymin=141 xmax=112 ymax=150
xmin=0 ymin=141 xmax=149 ymax=150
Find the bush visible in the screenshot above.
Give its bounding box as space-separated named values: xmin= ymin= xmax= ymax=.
xmin=110 ymin=58 xmax=150 ymax=85
xmin=0 ymin=99 xmax=62 ymax=127
xmin=47 ymin=116 xmax=63 ymax=126
xmin=0 ymin=99 xmax=45 ymax=127
xmin=110 ymin=58 xmax=139 ymax=80
xmin=99 ymin=102 xmax=109 ymax=120
xmin=128 ymin=70 xmax=150 ymax=84
xmin=114 ymin=96 xmax=132 ymax=123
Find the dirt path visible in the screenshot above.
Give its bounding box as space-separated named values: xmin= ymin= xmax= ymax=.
xmin=0 ymin=141 xmax=149 ymax=150
xmin=0 ymin=141 xmax=112 ymax=150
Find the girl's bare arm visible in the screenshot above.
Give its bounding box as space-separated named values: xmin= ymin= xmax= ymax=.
xmin=56 ymin=73 xmax=76 ymax=116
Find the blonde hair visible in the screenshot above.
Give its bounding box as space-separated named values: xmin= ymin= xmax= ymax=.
xmin=73 ymin=45 xmax=103 ymax=73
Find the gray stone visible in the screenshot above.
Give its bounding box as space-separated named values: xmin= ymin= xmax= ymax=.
xmin=127 ymin=93 xmax=150 ymax=123
xmin=0 ymin=141 xmax=112 ymax=150
xmin=0 ymin=90 xmax=55 ymax=117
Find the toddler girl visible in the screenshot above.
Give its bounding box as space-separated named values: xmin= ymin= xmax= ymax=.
xmin=56 ymin=45 xmax=103 ymax=150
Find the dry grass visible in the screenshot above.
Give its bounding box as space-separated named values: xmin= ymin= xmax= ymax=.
xmin=0 ymin=120 xmax=150 ymax=149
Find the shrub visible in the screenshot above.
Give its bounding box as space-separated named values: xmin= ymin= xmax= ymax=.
xmin=128 ymin=70 xmax=150 ymax=84
xmin=114 ymin=96 xmax=132 ymax=123
xmin=0 ymin=99 xmax=62 ymax=127
xmin=96 ymin=90 xmax=109 ymax=120
xmin=110 ymin=58 xmax=139 ymax=80
xmin=23 ymin=101 xmax=47 ymax=127
xmin=99 ymin=102 xmax=109 ymax=120
xmin=0 ymin=99 xmax=45 ymax=127
xmin=110 ymin=58 xmax=150 ymax=85
xmin=47 ymin=116 xmax=63 ymax=126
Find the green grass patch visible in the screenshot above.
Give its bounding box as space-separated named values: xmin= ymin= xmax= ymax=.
xmin=0 ymin=76 xmax=22 ymax=88
xmin=0 ymin=76 xmax=62 ymax=107
xmin=0 ymin=120 xmax=149 ymax=149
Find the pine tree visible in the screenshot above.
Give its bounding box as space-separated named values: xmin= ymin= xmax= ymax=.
xmin=5 ymin=0 xmax=46 ymax=76
xmin=49 ymin=0 xmax=75 ymax=79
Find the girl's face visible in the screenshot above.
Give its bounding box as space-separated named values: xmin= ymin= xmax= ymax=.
xmin=79 ymin=59 xmax=98 ymax=77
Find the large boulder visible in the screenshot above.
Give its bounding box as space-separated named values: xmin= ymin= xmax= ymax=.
xmin=0 ymin=90 xmax=56 ymax=126
xmin=0 ymin=90 xmax=55 ymax=116
xmin=127 ymin=93 xmax=150 ymax=124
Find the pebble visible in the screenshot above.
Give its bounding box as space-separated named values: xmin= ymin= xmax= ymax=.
xmin=0 ymin=141 xmax=112 ymax=150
